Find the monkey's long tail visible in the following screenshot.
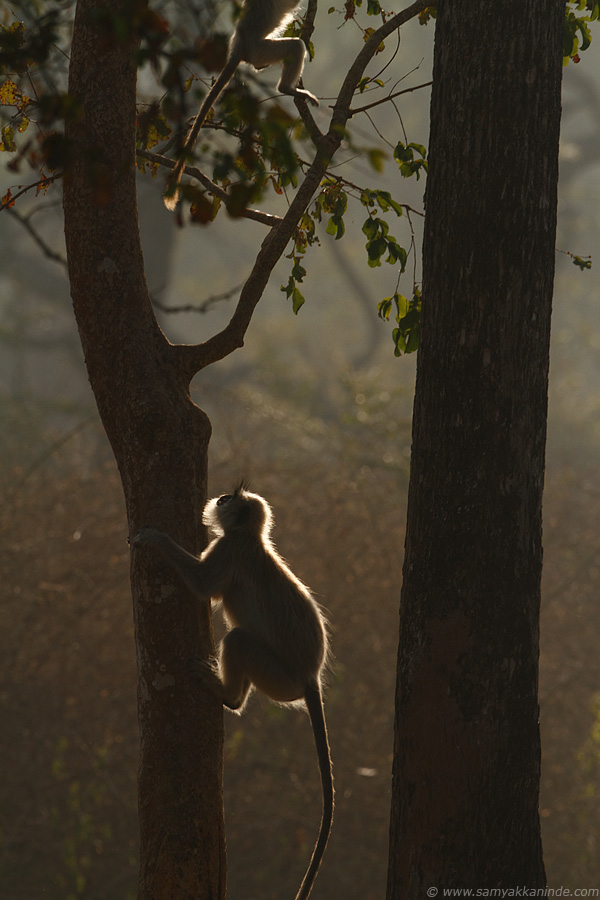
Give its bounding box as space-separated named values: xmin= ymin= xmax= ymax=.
xmin=163 ymin=56 xmax=239 ymax=212
xmin=296 ymin=683 xmax=334 ymax=900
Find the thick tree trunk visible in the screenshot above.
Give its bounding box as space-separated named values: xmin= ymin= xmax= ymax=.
xmin=63 ymin=2 xmax=226 ymax=898
xmin=387 ymin=1 xmax=563 ymax=894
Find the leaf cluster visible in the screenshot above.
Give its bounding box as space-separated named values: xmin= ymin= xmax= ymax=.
xmin=281 ymin=176 xmax=421 ymax=355
xmin=0 ymin=5 xmax=84 ymax=203
xmin=0 ymin=11 xmax=62 ymax=73
xmin=393 ymin=140 xmax=427 ymax=179
xmin=564 ymin=0 xmax=599 ymax=63
xmin=377 ymin=287 xmax=421 ymax=355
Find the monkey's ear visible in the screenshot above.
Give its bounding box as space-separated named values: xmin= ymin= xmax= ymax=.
xmin=234 ymin=479 xmax=250 ymax=496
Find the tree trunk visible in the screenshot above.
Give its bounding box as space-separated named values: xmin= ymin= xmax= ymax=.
xmin=387 ymin=0 xmax=563 ymax=894
xmin=63 ymin=2 xmax=226 ymax=898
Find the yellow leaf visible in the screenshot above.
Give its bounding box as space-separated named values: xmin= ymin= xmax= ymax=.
xmin=1 ymin=188 xmax=14 ymax=208
xmin=0 ymin=125 xmax=16 ymax=152
xmin=0 ymin=80 xmax=19 ymax=105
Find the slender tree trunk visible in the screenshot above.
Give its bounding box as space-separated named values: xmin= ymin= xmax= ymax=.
xmin=63 ymin=2 xmax=226 ymax=897
xmin=387 ymin=1 xmax=563 ymax=894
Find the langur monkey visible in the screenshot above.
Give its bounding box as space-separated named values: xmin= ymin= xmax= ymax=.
xmin=133 ymin=486 xmax=332 ymax=900
xmin=164 ymin=0 xmax=319 ymax=211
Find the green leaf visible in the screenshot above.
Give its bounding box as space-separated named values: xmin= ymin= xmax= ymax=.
xmin=0 ymin=124 xmax=16 ymax=152
xmin=394 ymin=293 xmax=409 ymax=318
xmin=367 ymin=236 xmax=387 ymax=267
xmin=386 ymin=241 xmax=407 ymax=270
xmin=367 ymin=148 xmax=386 ymax=173
xmin=377 ymin=297 xmax=393 ymax=320
xmin=404 ymin=326 xmax=420 ymax=354
xmin=373 ymin=190 xmax=404 ymax=216
xmin=407 ymin=142 xmax=427 ymax=157
xmin=362 ymin=217 xmax=378 ymax=240
xmin=579 ymin=18 xmax=592 ymax=50
xmin=326 ymin=215 xmax=345 ymax=239
xmin=281 ymin=275 xmax=295 ymax=299
xmin=291 ymin=259 xmax=306 ymax=281
xmin=291 ymin=286 xmax=305 ymax=314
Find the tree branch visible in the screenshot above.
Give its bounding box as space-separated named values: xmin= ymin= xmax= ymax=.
xmin=171 ymin=151 xmax=332 ymax=378
xmin=299 ymin=0 xmax=319 ymax=46
xmin=137 ymin=149 xmax=282 ymax=228
xmin=293 ymin=94 xmax=323 ymax=145
xmin=332 ymin=0 xmax=431 ymax=123
xmin=167 ymin=0 xmax=431 ymax=382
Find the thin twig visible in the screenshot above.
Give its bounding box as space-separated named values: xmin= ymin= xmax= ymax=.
xmin=6 ymin=206 xmax=67 ymax=267
xmin=152 ymin=282 xmax=244 ymax=314
xmin=7 ymin=415 xmax=97 ymax=501
xmin=350 ymin=80 xmax=433 ymax=116
xmin=0 ymin=172 xmax=63 ymax=211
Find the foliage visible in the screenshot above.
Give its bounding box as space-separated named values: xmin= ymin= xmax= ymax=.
xmin=280 ymin=167 xmax=424 ymax=352
xmin=564 ymin=0 xmax=599 ymax=63
xmin=559 ymin=248 xmax=593 ymax=270
xmin=0 ymin=3 xmax=77 ymax=206
xmin=377 ymin=287 xmax=421 ymax=355
xmin=1 ymin=0 xmax=597 ymax=353
xmin=1 ymin=0 xmax=433 ymax=356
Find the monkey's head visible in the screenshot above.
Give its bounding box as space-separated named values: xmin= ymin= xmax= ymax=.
xmin=203 ymin=485 xmax=273 ymax=538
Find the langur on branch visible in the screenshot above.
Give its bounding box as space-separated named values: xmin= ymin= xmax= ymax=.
xmin=164 ymin=0 xmax=319 ymax=211
xmin=133 ymin=485 xmax=332 ymax=900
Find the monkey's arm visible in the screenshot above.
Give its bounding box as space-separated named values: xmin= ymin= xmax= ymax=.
xmin=132 ymin=527 xmax=225 ymax=600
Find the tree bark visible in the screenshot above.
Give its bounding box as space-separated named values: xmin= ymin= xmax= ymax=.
xmin=63 ymin=2 xmax=226 ymax=898
xmin=387 ymin=0 xmax=563 ymax=894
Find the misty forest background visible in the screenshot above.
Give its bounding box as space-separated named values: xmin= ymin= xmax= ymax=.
xmin=1 ymin=7 xmax=600 ymax=899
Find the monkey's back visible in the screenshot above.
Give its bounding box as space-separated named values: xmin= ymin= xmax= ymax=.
xmin=220 ymin=533 xmax=327 ymax=683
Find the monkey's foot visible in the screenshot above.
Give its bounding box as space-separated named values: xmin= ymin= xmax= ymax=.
xmin=282 ymin=87 xmax=319 ymax=107
xmin=187 ymin=657 xmax=224 ymax=700
xmin=131 ymin=527 xmax=164 ymax=548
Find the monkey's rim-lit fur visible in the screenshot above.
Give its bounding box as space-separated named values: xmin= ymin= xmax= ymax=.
xmin=133 ymin=487 xmax=333 ymax=900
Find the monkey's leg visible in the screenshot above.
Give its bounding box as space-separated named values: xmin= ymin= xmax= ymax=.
xmin=248 ymin=38 xmax=318 ymax=106
xmin=220 ymin=627 xmax=304 ymax=709
xmin=187 ymin=657 xmax=233 ymax=704
xmin=188 ymin=642 xmax=254 ymax=711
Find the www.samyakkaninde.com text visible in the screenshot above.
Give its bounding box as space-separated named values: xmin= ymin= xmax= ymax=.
xmin=426 ymin=888 xmax=599 ymax=898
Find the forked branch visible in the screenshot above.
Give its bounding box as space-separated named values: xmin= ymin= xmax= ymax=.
xmin=166 ymin=0 xmax=431 ymax=383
